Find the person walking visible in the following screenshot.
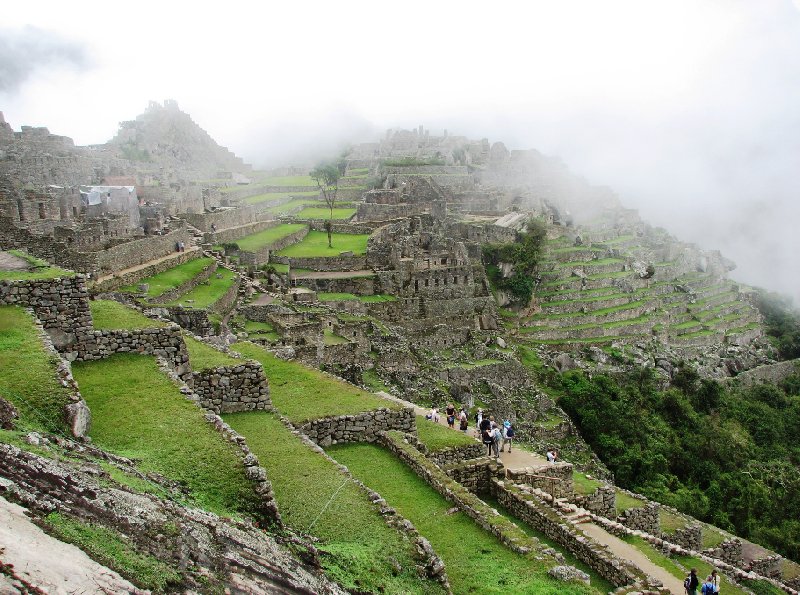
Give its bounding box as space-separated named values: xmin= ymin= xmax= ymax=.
xmin=445 ymin=403 xmax=456 ymax=429
xmin=480 ymin=415 xmax=493 ymax=456
xmin=546 ymin=449 xmax=556 ymax=464
xmin=500 ymin=421 xmax=514 ymax=452
xmin=475 ymin=409 xmax=483 ymax=438
xmin=459 ymin=408 xmax=468 ymax=433
xmin=491 ymin=424 xmax=501 ymax=458
xmin=684 ymin=568 xmax=699 ymax=595
xmin=710 ymin=570 xmax=720 ymax=594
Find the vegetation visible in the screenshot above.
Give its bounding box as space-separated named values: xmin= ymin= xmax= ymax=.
xmin=0 ymin=250 xmax=73 ymax=280
xmin=90 ymin=300 xmax=167 ymax=330
xmin=242 ymin=190 xmax=319 ymax=205
xmin=382 ymin=156 xmax=446 ymax=166
xmin=483 ymin=219 xmax=547 ymax=306
xmin=183 ymin=334 xmax=240 ymax=369
xmin=120 ymin=257 xmax=213 ymax=297
xmin=163 ymin=267 xmax=236 ymax=309
xmin=260 ymin=174 xmax=317 ymax=186
xmin=756 ymin=290 xmax=800 ymax=358
xmin=234 ymin=223 xmax=306 ymax=252
xmin=276 ymin=231 xmax=369 ymax=257
xmin=0 ymin=305 xmax=71 ymax=432
xmin=309 ymin=162 xmax=342 ymax=248
xmin=415 ymin=416 xmax=476 ymax=451
xmin=44 ymin=512 xmax=180 ymax=591
xmin=554 ymin=365 xmax=800 ymax=560
xmin=330 ymin=443 xmax=595 ymax=594
xmin=72 ymin=354 xmax=259 ymax=518
xmin=224 ymin=412 xmax=442 ymax=594
xmin=230 ymin=342 xmax=399 ymax=422
xmin=295 ymin=207 xmax=355 ymax=220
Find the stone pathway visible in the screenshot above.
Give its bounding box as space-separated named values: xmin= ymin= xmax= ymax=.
xmin=0 ymin=495 xmax=140 ymax=593
xmin=375 ymin=390 xmax=684 ymax=592
xmin=0 ymin=251 xmax=30 ymax=271
xmin=91 ymin=245 xmax=199 ymax=285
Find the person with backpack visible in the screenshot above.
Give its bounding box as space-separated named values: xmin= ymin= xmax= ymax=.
xmin=684 ymin=568 xmax=699 ymax=595
xmin=459 ymin=408 xmax=468 ymax=433
xmin=480 ymin=415 xmax=493 ymax=456
xmin=500 ymin=421 xmax=514 ymax=452
xmin=710 ymin=570 xmax=720 ymax=593
xmin=445 ymin=403 xmax=456 ymax=429
xmin=700 ymin=575 xmax=716 ymax=595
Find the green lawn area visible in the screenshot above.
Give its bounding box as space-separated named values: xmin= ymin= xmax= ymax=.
xmin=242 ymin=190 xmax=319 ymax=205
xmin=294 ymin=207 xmax=355 ymax=220
xmin=230 ymin=341 xmax=399 ymax=423
xmin=318 ymin=292 xmax=358 ymax=302
xmin=223 ymin=412 xmax=442 ymax=594
xmin=573 ymin=471 xmax=604 ymax=496
xmin=0 ymin=250 xmax=74 ymax=280
xmin=616 ymin=490 xmax=647 ymax=513
xmin=72 ymin=354 xmax=259 ymax=518
xmin=242 ymin=320 xmax=279 ymax=341
xmin=660 ymin=508 xmax=688 ymax=534
xmin=360 ymin=294 xmax=397 ymax=303
xmin=90 ymin=300 xmax=167 ymax=330
xmin=119 ymin=257 xmax=214 ymax=297
xmin=330 ymin=443 xmax=596 ymax=595
xmin=323 ymin=329 xmax=349 ymax=345
xmin=235 ymin=224 xmax=307 ymax=252
xmin=415 ymin=416 xmax=476 ymax=451
xmin=163 ymin=268 xmax=237 ymax=309
xmin=0 ymin=306 xmax=71 ymax=432
xmin=263 ymin=198 xmax=326 ymax=214
xmin=276 ymin=231 xmax=369 ymax=257
xmin=184 ymin=334 xmax=240 ymax=370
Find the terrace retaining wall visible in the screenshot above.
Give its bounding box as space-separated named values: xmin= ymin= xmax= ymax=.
xmin=238 ymin=226 xmax=308 ymax=266
xmin=617 ymin=501 xmax=660 ymax=534
xmin=147 ymin=260 xmax=218 ymax=304
xmin=270 ymin=254 xmax=367 ymax=272
xmin=190 ymin=362 xmax=271 ymax=414
xmin=300 ymin=407 xmax=415 ymax=447
xmin=94 ymin=226 xmax=193 ymax=276
xmin=205 ymin=219 xmax=278 ymax=245
xmin=90 ymin=250 xmax=201 ymax=293
xmin=506 ymin=462 xmax=574 ymax=499
xmin=572 ymin=485 xmax=616 ymax=518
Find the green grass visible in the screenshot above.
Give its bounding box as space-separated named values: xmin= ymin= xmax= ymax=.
xmin=360 ymin=294 xmax=397 ymax=303
xmin=741 ymin=579 xmax=786 ymax=595
xmin=235 ymin=223 xmax=307 ymax=252
xmin=184 ymin=334 xmax=240 ymax=370
xmin=323 ymin=329 xmax=349 ymax=345
xmin=223 ymin=411 xmax=441 ymax=594
xmin=573 ymin=471 xmax=603 ymax=496
xmin=90 ymin=300 xmax=167 ymax=330
xmin=616 ymin=490 xmax=647 ymax=513
xmin=43 ymin=512 xmax=181 ymax=591
xmin=0 ymin=306 xmax=71 ymax=432
xmin=242 ymin=190 xmax=319 ymax=205
xmin=701 ymin=526 xmax=727 ymax=549
xmin=415 ymin=416 xmax=476 ymax=451
xmin=276 ymin=231 xmax=369 ymax=257
xmin=163 ymin=268 xmax=237 ymax=309
xmin=119 ymin=257 xmax=214 ymax=297
xmin=242 ymin=320 xmax=279 ymax=341
xmin=329 ymin=443 xmax=596 ymax=595
xmin=672 ymin=552 xmax=748 ymax=595
xmin=295 ymin=207 xmax=356 ymax=220
xmin=318 ymin=292 xmax=358 ymax=302
xmin=447 ymin=359 xmax=502 ymax=369
xmin=0 ymin=250 xmax=74 ymax=280
xmin=263 ymin=198 xmax=326 ymax=214
xmin=660 ymin=508 xmax=687 ymax=534
xmin=230 ymin=342 xmax=398 ymax=422
xmin=72 ymin=354 xmax=259 ymax=517
xmin=362 ymin=368 xmax=392 ymax=392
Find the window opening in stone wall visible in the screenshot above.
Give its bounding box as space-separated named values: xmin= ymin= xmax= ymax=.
xmin=39 ymin=203 xmax=46 ymax=219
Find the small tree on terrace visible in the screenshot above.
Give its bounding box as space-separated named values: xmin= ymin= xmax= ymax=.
xmin=310 ymin=163 xmax=341 ymax=248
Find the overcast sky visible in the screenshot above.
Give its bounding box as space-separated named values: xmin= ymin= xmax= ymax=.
xmin=3 ymin=0 xmax=800 ymax=301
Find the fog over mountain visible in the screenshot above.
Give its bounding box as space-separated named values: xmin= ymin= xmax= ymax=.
xmin=3 ymin=0 xmax=799 ymax=301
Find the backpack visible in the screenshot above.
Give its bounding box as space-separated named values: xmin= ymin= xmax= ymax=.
xmin=684 ymin=576 xmax=691 ymax=591
xmin=459 ymin=417 xmax=468 ymax=430
xmin=506 ymin=426 xmax=514 ymax=438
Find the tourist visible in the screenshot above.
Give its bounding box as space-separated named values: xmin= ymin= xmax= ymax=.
xmin=175 ymin=241 xmax=181 ymax=252
xmin=701 ymin=576 xmax=716 ymax=595
xmin=710 ymin=570 xmax=720 ymax=593
xmin=475 ymin=409 xmax=483 ymax=437
xmin=426 ymin=407 xmax=439 ymax=423
xmin=479 ymin=414 xmax=492 ymax=454
xmin=445 ymin=403 xmax=456 ymax=428
xmin=210 ymin=223 xmax=217 ymax=233
xmin=459 ymin=408 xmax=468 ymax=433
xmin=546 ymin=449 xmax=556 ymax=464
xmin=492 ymin=424 xmax=502 ymax=458
xmin=684 ymin=568 xmax=699 ymax=595
xmin=500 ymin=421 xmax=514 ymax=452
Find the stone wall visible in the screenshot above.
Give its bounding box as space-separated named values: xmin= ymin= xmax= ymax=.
xmin=617 ymin=502 xmax=660 ymax=534
xmin=0 ymin=275 xmax=92 ymax=349
xmin=151 ymin=306 xmax=213 ymax=336
xmin=573 ymin=484 xmax=616 ymax=518
xmin=191 ymin=361 xmax=271 ymax=414
xmin=307 ymin=221 xmax=380 ymax=235
xmin=270 ymin=254 xmax=367 ymax=272
xmin=91 ymin=250 xmax=200 ymax=293
xmin=430 ymin=443 xmax=486 ymax=467
xmin=490 ymin=481 xmax=644 ymax=587
xmin=734 ymin=359 xmax=800 ymax=387
xmin=95 ymin=225 xmax=193 ymax=276
xmin=292 ymin=274 xmax=377 ymax=295
xmin=506 ymin=462 xmax=574 ymax=499
xmin=237 ymin=226 xmax=308 ymax=266
xmin=747 ymin=555 xmax=783 ymax=580
xmin=300 ymin=407 xmax=415 ymax=447
xmin=444 ymin=456 xmax=499 ymax=493
xmin=704 ymin=539 xmax=743 ymax=567
xmin=209 ymin=273 xmax=241 ymax=315
xmin=205 ymin=218 xmax=278 ymax=244
xmin=178 ymin=205 xmax=275 ymax=232
xmin=150 ymin=260 xmax=218 ymax=303
xmin=665 ymin=524 xmax=702 ymax=551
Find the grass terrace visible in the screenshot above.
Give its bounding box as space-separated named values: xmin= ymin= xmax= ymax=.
xmin=415 ymin=416 xmax=476 ymax=451
xmin=447 ymin=359 xmax=503 ymax=369
xmin=294 ymin=207 xmax=356 ymax=220
xmin=317 ymin=292 xmax=396 ymax=303
xmin=183 ymin=334 xmax=240 ymax=370
xmin=323 ymin=329 xmax=349 ymax=345
xmin=330 ymin=443 xmax=596 ymax=595
xmin=242 ymin=190 xmax=319 ymax=205
xmin=224 ymin=412 xmax=442 ymax=594
xmin=90 ymin=300 xmax=167 ymax=330
xmin=276 ymin=231 xmax=370 ymax=258
xmin=262 ymin=198 xmax=325 ymax=214
xmin=615 ymin=490 xmax=647 ymax=513
xmin=163 ymin=267 xmax=237 ymax=309
xmin=119 ymin=257 xmax=214 ymax=298
xmin=231 ymin=341 xmax=399 ymax=423
xmin=235 ymin=223 xmax=307 ymax=252
xmin=241 ymin=319 xmax=279 ymax=341
xmin=72 ymin=354 xmax=259 ymax=517
xmin=0 ymin=250 xmax=74 ymax=280
xmin=573 ymin=471 xmax=604 ymax=496
xmin=0 ymin=305 xmax=72 ymax=432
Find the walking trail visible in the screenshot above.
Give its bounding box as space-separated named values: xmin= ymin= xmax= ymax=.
xmin=376 ymin=390 xmax=685 ymax=594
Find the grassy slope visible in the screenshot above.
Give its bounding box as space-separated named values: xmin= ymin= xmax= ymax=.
xmin=0 ymin=250 xmax=74 ymax=280
xmin=163 ymin=267 xmax=236 ymax=309
xmin=276 ymin=231 xmax=370 ymax=257
xmin=224 ymin=411 xmax=442 ymax=594
xmin=330 ymin=443 xmax=596 ymax=595
xmin=0 ymin=305 xmax=71 ymax=432
xmin=183 ymin=335 xmax=240 ymax=369
xmin=72 ymin=354 xmax=258 ymax=517
xmin=415 ymin=416 xmax=476 ymax=451
xmin=231 ymin=341 xmax=396 ymax=422
xmin=235 ymin=223 xmax=307 ymax=252
xmin=90 ymin=300 xmax=167 ymax=330
xmin=242 ymin=190 xmax=319 ymax=205
xmin=294 ymin=207 xmax=356 ymax=220
xmin=119 ymin=257 xmax=213 ymax=297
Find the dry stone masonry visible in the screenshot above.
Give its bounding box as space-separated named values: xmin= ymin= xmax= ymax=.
xmin=301 ymin=407 xmax=415 ymax=447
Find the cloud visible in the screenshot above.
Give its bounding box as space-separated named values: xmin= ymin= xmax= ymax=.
xmin=0 ymin=26 xmax=88 ymax=94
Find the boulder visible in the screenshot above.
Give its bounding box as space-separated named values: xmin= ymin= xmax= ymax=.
xmin=548 ymin=565 xmax=590 ymax=585
xmin=0 ymin=397 xmax=19 ymax=430
xmin=65 ymin=400 xmax=91 ymax=439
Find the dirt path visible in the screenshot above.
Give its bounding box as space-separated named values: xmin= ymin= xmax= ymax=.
xmin=92 ymin=246 xmax=200 ymax=286
xmin=580 ymin=522 xmax=684 ymax=594
xmin=0 ymin=251 xmax=30 ymax=272
xmin=0 ymin=495 xmax=141 ymax=593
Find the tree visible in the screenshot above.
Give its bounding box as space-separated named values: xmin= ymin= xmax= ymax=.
xmin=309 ymin=163 xmax=341 ymax=248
